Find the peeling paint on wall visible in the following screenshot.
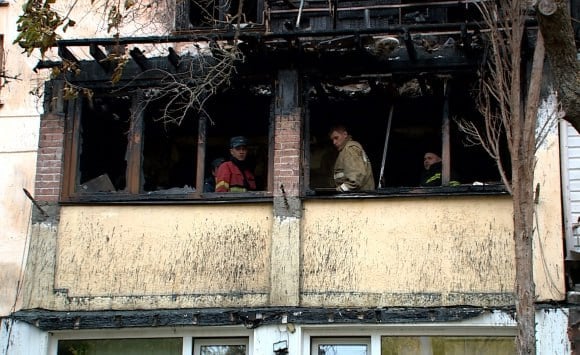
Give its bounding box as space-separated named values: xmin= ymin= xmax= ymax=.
xmin=301 ymin=195 xmax=563 ymax=307
xmin=53 ymin=205 xmax=272 ymax=305
xmin=0 ymin=263 xmax=22 ymax=315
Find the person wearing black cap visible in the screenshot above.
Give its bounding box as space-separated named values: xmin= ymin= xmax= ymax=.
xmin=215 ymin=136 xmax=257 ymax=192
xmin=419 ymin=150 xmax=460 ymax=187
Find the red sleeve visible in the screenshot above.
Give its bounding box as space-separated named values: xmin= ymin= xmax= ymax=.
xmin=215 ymin=162 xmax=231 ymax=192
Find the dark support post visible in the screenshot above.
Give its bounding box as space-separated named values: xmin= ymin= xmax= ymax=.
xmin=167 ymin=47 xmax=181 ymax=69
xmin=441 ymin=78 xmax=450 ymax=185
xmin=403 ymin=28 xmax=417 ymax=61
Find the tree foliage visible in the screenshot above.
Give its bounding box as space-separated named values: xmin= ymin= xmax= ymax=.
xmin=13 ymin=0 xmax=245 ymax=124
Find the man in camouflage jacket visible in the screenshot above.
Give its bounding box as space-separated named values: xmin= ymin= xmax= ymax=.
xmin=329 ymin=125 xmax=375 ymax=192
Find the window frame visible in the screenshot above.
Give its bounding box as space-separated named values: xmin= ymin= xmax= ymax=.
xmin=194 ymin=337 xmax=249 ymax=355
xmin=302 ymin=324 xmax=517 ymax=355
xmin=311 ymin=337 xmax=371 ymax=354
xmin=49 ymin=327 xmax=253 ymax=355
xmin=302 ymin=75 xmax=511 ymax=198
xmin=61 ymin=90 xmax=274 ymax=202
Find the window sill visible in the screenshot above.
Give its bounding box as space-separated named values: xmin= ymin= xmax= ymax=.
xmin=304 ymin=183 xmax=509 ymax=199
xmin=60 ymin=191 xmax=273 ymax=205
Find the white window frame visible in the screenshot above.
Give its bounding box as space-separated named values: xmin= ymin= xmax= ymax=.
xmin=301 ymin=320 xmax=517 ymax=355
xmin=48 ymin=326 xmax=253 ymax=355
xmin=311 ymin=337 xmax=371 ymax=354
xmin=194 ymin=337 xmax=249 ymax=355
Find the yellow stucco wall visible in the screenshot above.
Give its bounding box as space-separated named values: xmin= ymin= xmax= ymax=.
xmin=301 ymin=196 xmax=515 ymax=307
xmin=51 ymin=204 xmax=272 ymax=309
xmin=300 ymin=133 xmax=565 ymax=307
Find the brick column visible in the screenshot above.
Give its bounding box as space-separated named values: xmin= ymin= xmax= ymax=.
xmin=270 ymin=69 xmax=302 ymax=306
xmin=33 ymin=80 xmax=66 ymax=224
xmin=35 ymin=112 xmax=65 ymax=202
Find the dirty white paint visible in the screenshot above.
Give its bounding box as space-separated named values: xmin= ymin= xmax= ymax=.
xmin=561 ymin=120 xmax=580 ymax=259
xmin=0 ymin=1 xmax=42 ymax=316
xmin=270 ymin=216 xmax=301 ymax=306
xmin=534 ymin=132 xmax=567 ymax=301
xmin=536 ymin=308 xmax=570 ymax=354
xmin=0 ymin=319 xmax=49 ymax=355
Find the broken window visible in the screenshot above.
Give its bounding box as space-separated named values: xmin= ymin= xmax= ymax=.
xmin=175 ymin=0 xmax=263 ymax=30
xmin=65 ymin=84 xmax=273 ymax=200
xmin=306 ymin=74 xmax=510 ymax=194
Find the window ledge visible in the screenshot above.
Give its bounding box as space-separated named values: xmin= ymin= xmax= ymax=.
xmin=305 ymin=183 xmax=509 ymax=199
xmin=60 ymin=191 xmax=273 ymax=205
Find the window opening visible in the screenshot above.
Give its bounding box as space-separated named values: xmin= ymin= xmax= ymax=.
xmin=183 ymin=0 xmax=262 ymax=29
xmin=77 ymin=95 xmax=131 ymax=193
xmin=67 ymin=81 xmax=273 ymax=200
xmin=188 ymin=0 xmax=221 ymax=27
xmin=306 ymin=76 xmax=508 ymax=193
xmin=142 ymin=102 xmax=198 ymax=193
xmin=205 ymin=87 xmax=272 ymax=192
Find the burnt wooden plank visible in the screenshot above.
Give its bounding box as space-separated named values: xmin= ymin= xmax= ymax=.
xmin=167 ymin=47 xmax=181 ymax=69
xmin=11 ymin=306 xmax=491 ymax=330
xmin=58 ymin=45 xmax=79 ymax=63
xmin=89 ymin=44 xmax=112 ymax=72
xmin=130 ymin=47 xmax=149 ymax=71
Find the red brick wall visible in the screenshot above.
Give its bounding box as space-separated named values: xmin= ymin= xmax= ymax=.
xmin=35 ymin=113 xmax=65 ymax=202
xmin=273 ymin=112 xmax=301 ymax=197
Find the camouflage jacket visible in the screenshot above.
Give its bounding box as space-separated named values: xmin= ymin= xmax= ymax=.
xmin=333 ymin=138 xmax=375 ymax=192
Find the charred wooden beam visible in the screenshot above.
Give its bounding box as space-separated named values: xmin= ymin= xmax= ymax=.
xmin=89 ymin=44 xmax=112 ymax=72
xmin=34 ymin=60 xmax=61 ymax=72
xmin=11 ymin=306 xmax=494 ymax=331
xmin=460 ymin=23 xmax=471 ymax=51
xmin=403 ymin=28 xmax=417 ymax=61
xmin=167 ymin=47 xmax=181 ymax=69
xmin=129 ymin=47 xmax=149 ymax=71
xmin=58 ymin=45 xmax=78 ymax=63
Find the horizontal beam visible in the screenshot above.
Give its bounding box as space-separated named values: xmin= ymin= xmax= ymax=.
xmin=51 ymin=21 xmax=499 ymax=47
xmin=11 ymin=306 xmax=493 ymax=331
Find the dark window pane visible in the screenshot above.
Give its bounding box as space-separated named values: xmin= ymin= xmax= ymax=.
xmin=57 ymin=338 xmax=182 ymax=355
xmin=78 ymin=96 xmax=131 ymax=192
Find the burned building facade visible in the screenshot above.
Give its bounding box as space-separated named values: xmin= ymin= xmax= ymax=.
xmin=1 ymin=0 xmax=574 ymax=354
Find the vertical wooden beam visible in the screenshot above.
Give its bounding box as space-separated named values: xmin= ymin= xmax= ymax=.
xmin=62 ymin=96 xmax=81 ymax=198
xmin=196 ymin=113 xmax=207 ymax=197
xmin=126 ymin=92 xmax=143 ymax=194
xmin=267 ymin=100 xmax=275 ymax=193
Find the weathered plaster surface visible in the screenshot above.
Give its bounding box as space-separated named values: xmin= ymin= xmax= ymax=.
xmin=301 ymin=194 xmax=564 ymax=307
xmin=0 ymin=153 xmax=37 ymax=315
xmin=0 ymin=0 xmax=42 ymax=316
xmin=533 ymin=133 xmax=566 ymax=301
xmin=43 ymin=205 xmax=272 ymax=310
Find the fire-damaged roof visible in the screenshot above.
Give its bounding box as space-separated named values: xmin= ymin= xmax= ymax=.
xmin=35 ymin=0 xmax=537 ymax=89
